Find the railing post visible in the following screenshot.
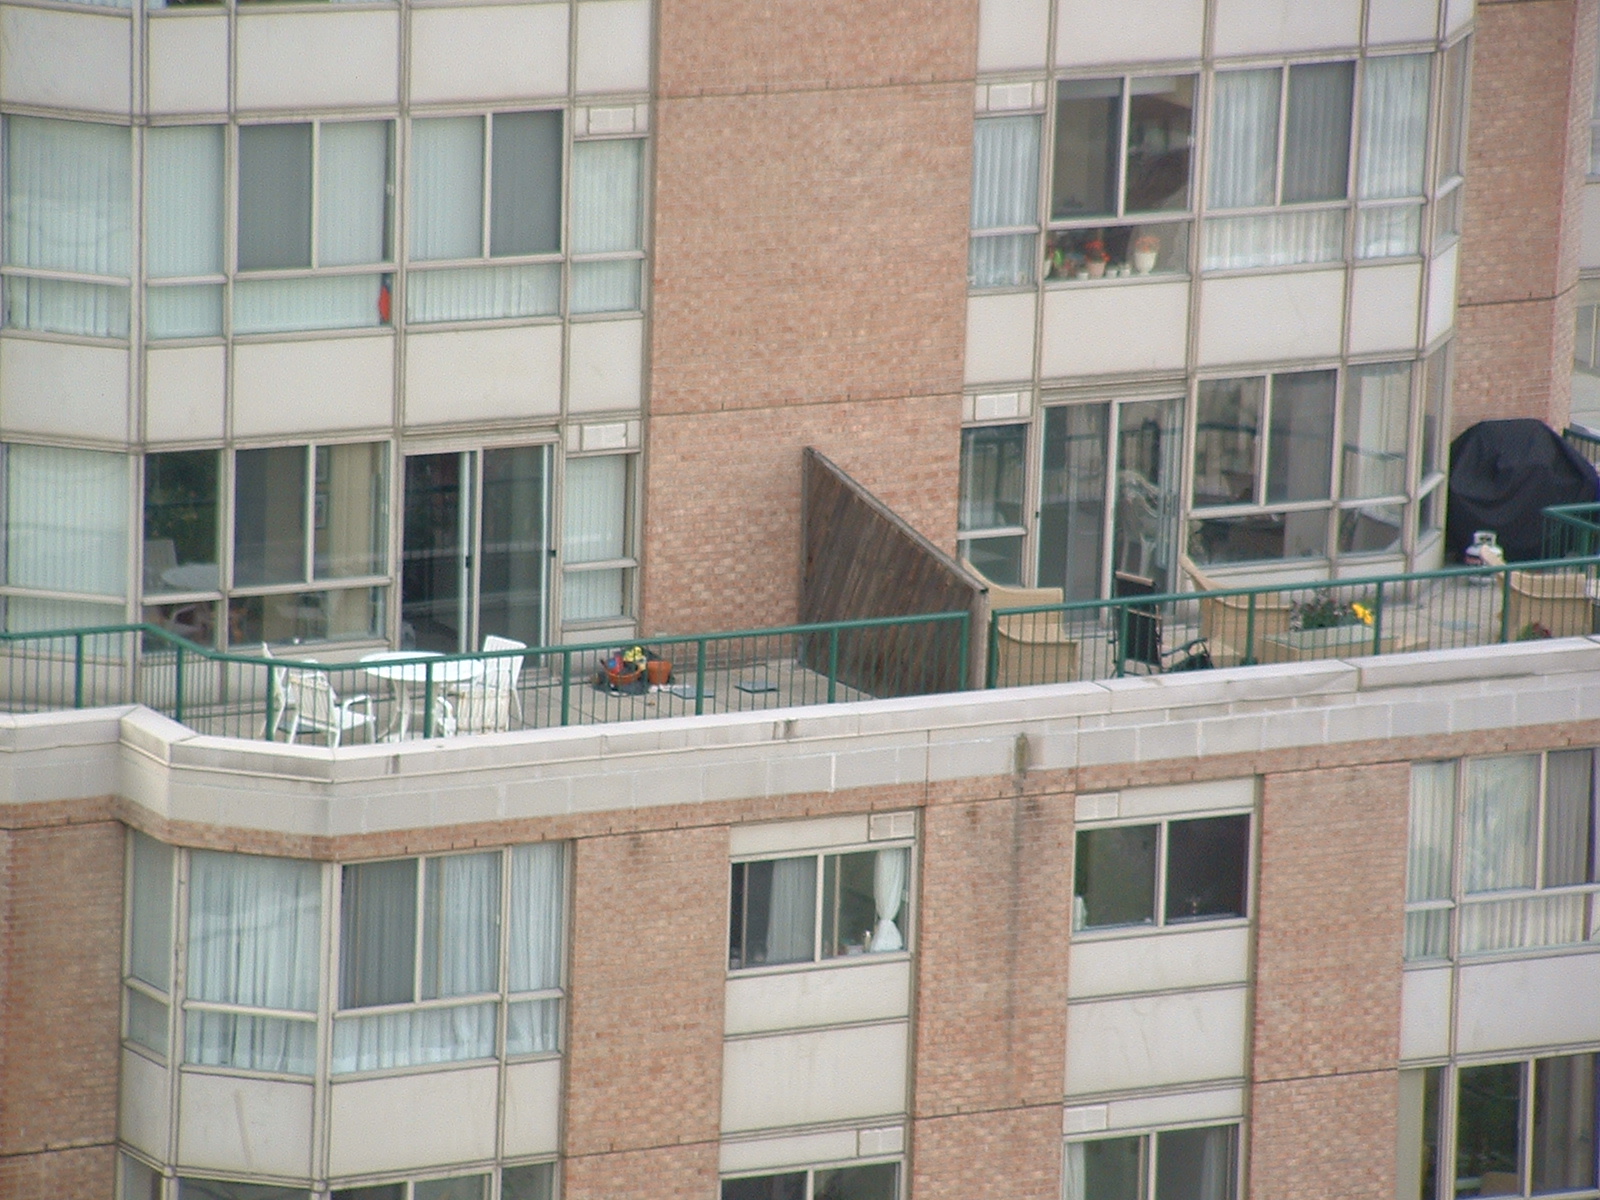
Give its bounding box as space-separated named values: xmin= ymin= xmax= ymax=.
xmin=174 ymin=644 xmax=186 ymax=724
xmin=1244 ymin=595 xmax=1258 ymax=666
xmin=956 ymin=612 xmax=969 ymax=694
xmin=560 ymin=649 xmax=572 ymax=727
xmin=1115 ymin=603 xmax=1129 ymax=678
xmin=264 ymin=657 xmax=277 ymax=742
xmin=1371 ymin=580 xmax=1385 ymax=658
xmin=423 ymin=661 xmax=435 ymax=738
xmin=695 ymin=637 xmax=707 ymax=716
xmin=986 ymin=611 xmax=1000 ymax=689
xmin=827 ymin=627 xmax=839 ymax=704
xmin=73 ymin=634 xmax=85 ymax=708
xmin=1499 ymin=568 xmax=1513 ymax=643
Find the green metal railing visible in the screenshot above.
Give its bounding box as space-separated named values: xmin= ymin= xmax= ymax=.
xmin=0 ymin=611 xmax=970 ymax=743
xmin=1564 ymin=425 xmax=1600 ymax=470
xmin=985 ymin=554 xmax=1600 ymax=688
xmin=1543 ymin=502 xmax=1600 ymax=559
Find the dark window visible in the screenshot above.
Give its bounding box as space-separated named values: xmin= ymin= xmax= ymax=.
xmin=1165 ymin=815 xmax=1250 ymax=922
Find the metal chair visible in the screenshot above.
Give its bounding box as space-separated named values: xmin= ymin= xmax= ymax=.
xmin=267 ymin=649 xmax=374 ymax=747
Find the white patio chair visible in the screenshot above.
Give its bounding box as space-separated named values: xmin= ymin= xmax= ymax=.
xmin=261 ymin=644 xmax=298 ymax=741
xmin=451 ymin=636 xmax=527 ymax=734
xmin=482 ymin=635 xmax=528 ymax=723
xmin=280 ymin=663 xmax=375 ymax=748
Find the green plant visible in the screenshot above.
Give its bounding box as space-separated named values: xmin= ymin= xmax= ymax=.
xmin=1291 ymin=590 xmax=1374 ymax=631
xmin=1516 ymin=621 xmax=1554 ymax=641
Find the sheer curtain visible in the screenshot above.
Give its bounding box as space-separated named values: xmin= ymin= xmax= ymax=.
xmin=186 ymin=851 xmax=321 ymax=1074
xmin=869 ymin=848 xmax=907 ymax=952
xmin=1208 ymin=71 xmax=1278 ymax=209
xmin=969 ymin=115 xmax=1040 ymax=287
xmin=1343 ymin=363 xmax=1412 ymax=500
xmin=146 ymin=125 xmax=224 ymax=338
xmin=563 ymin=455 xmax=629 ymax=622
xmin=5 ymin=445 xmax=128 ymax=632
xmin=319 ymin=121 xmax=389 ymax=266
xmin=508 ymin=843 xmax=565 ymax=1054
xmin=1459 ymin=755 xmax=1551 ymax=954
xmin=571 ymin=139 xmax=643 ymax=313
xmin=1407 ymin=762 xmax=1456 ymax=959
xmin=1358 ymin=56 xmax=1429 ymax=257
xmin=4 ymin=116 xmax=130 ymax=336
xmin=766 ymin=857 xmax=817 ymax=964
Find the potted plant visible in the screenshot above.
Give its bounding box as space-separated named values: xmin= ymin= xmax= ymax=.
xmin=1082 ymin=238 xmax=1109 ymax=278
xmin=1131 ymin=234 xmax=1160 ymax=275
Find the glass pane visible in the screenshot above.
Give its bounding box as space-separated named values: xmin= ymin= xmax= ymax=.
xmin=1343 ymin=363 xmax=1412 ymax=500
xmin=4 ymin=115 xmax=132 ymax=275
xmin=319 ymin=120 xmax=390 ymax=266
xmin=506 ymin=996 xmax=561 ymax=1055
xmin=564 ymin=456 xmax=628 ymax=563
xmin=1048 ymin=222 xmax=1188 ymax=278
xmin=1422 ymin=346 xmax=1450 ymax=479
xmin=1283 ymin=62 xmax=1353 ymax=203
xmin=821 ymin=849 xmax=893 ymax=958
xmin=186 ymin=851 xmax=321 ymax=1010
xmin=1113 ymin=397 xmax=1182 ymax=592
xmin=129 ymin=831 xmax=175 ymax=990
xmin=1208 ymin=69 xmax=1279 ymax=209
xmin=562 ymin=566 xmax=626 ymax=623
xmin=331 ymin=1000 xmax=497 ymax=1073
xmin=722 ymin=1174 xmax=806 ymax=1200
xmin=314 ymin=442 xmax=387 ymax=579
xmin=491 ymin=111 xmax=562 ymax=256
xmin=1126 ymin=76 xmax=1193 ymax=212
xmin=2 ymin=276 xmax=129 ymax=337
xmin=147 ymin=554 xmax=216 ymax=647
xmin=812 ymin=1162 xmax=899 ymax=1200
xmin=1360 ymin=55 xmax=1430 ymax=200
xmin=1462 ymin=755 xmax=1540 ymax=893
xmin=970 ymin=231 xmax=1038 ymax=288
xmin=411 ymin=117 xmax=484 ymax=261
xmin=237 ymin=123 xmax=312 ymax=270
xmin=184 ymin=1010 xmax=315 ymax=1075
xmin=1065 ymin=1137 xmax=1142 ymax=1200
xmin=145 ymin=599 xmax=220 ymax=646
xmin=148 ymin=283 xmax=224 ymax=338
xmin=1266 ymin=370 xmax=1335 ymax=504
xmin=1460 ymin=894 xmax=1586 ymax=955
xmin=333 ymin=1188 xmax=404 ymax=1200
xmin=1074 ymin=825 xmax=1157 ymax=929
xmin=572 ymin=139 xmax=643 ymax=253
xmin=731 ymin=857 xmax=816 ymax=968
xmin=6 ymin=444 xmax=128 ymax=597
xmin=403 ymin=453 xmax=467 ymax=654
xmin=502 ymin=1164 xmax=556 ymax=1200
xmin=122 ymin=1153 xmax=162 ymax=1200
xmin=1544 ymin=750 xmax=1595 ymax=887
xmin=1438 ymin=41 xmax=1469 ymax=183
xmin=415 ymin=1175 xmax=488 ymax=1200
xmin=227 ymin=588 xmax=382 ymax=647
xmin=405 ymin=263 xmax=561 ymax=322
xmin=178 ymin=1180 xmax=312 ymax=1200
xmin=1194 ymin=378 xmax=1263 ymax=508
xmin=1457 ymin=1062 xmax=1524 ymax=1197
xmin=1038 ymin=403 xmax=1109 ymax=602
xmin=959 ymin=425 xmax=1026 ymax=532
xmin=147 ymin=124 xmax=224 ymax=277
xmin=1531 ymin=1053 xmax=1598 ymax=1193
xmin=959 ymin=534 xmax=1024 ymax=587
xmin=421 ymin=852 xmax=501 ymax=1000
xmin=571 ymin=260 xmax=642 ymax=312
xmin=126 ymin=986 xmax=168 ymax=1056
xmin=1436 ymin=186 xmax=1463 ymax=241
xmin=232 ymin=274 xmax=387 ymax=335
xmin=234 ymin=446 xmax=308 ymax=587
xmin=1053 ymin=78 xmax=1122 ymax=220
xmin=340 ymin=858 xmax=418 ymax=1008
xmin=1405 ymin=909 xmax=1451 ymax=960
xmin=1408 ymin=762 xmax=1457 ymax=903
xmin=1165 ymin=815 xmax=1249 ymax=922
xmin=480 ymin=445 xmax=548 ymax=646
xmin=973 ymin=114 xmax=1041 ymax=230
xmin=1338 ymin=505 xmax=1403 ymax=555
xmin=1155 ymin=1126 xmax=1236 ymax=1200
xmin=1187 ymin=511 xmax=1329 ymax=565
xmin=1201 ymin=210 xmax=1345 ymax=270
xmin=1356 ymin=203 xmax=1422 ymax=259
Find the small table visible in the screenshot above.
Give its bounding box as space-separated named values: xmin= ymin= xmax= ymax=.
xmin=360 ymin=651 xmax=484 ymax=739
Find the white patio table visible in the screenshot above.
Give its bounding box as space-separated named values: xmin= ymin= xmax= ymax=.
xmin=359 ymin=650 xmax=484 ymax=739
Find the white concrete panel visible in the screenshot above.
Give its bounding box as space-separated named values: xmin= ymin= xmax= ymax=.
xmin=1115 ymin=777 xmax=1255 ymax=821
xmin=1400 ymin=966 xmax=1451 ymax=1061
xmin=146 ymin=345 xmax=226 ymax=443
xmin=722 ymin=1129 xmax=860 ymax=1175
xmin=0 ymin=338 xmax=130 ymax=443
xmin=979 ymin=0 xmax=1050 ymax=72
xmin=236 ymin=11 xmax=399 ymax=111
xmin=1068 ymin=926 xmax=1251 ymax=1000
xmin=1055 ymin=0 xmax=1204 ymax=67
xmin=726 ymin=959 xmax=912 ymax=1036
xmin=234 ymin=337 xmax=393 ymax=437
xmin=1198 ymin=271 xmax=1345 ymax=367
xmin=1582 ymin=184 xmax=1600 ymax=271
xmin=1368 ymin=0 xmax=1440 ymax=45
xmin=1105 ymin=1086 xmax=1244 ymax=1132
xmin=1457 ymin=951 xmax=1600 ymax=1055
xmin=575 ymin=0 xmax=650 ymax=95
xmin=1348 ymin=262 xmax=1423 ymax=355
xmin=405 ymin=325 xmax=561 ymax=426
xmin=730 ymin=814 xmax=871 ymax=858
xmin=964 ymin=292 xmax=1037 ymax=386
xmin=1213 ymin=0 xmax=1362 ymax=56
xmin=1040 ymin=282 xmax=1188 ymax=379
xmin=721 ymin=1022 xmax=909 ymax=1133
xmin=148 ymin=15 xmax=228 ymax=114
xmin=1444 ymin=0 xmax=1474 ymax=38
xmin=1066 ymin=987 xmax=1250 ymax=1095
xmin=568 ymin=319 xmax=644 ymax=413
xmin=409 ymin=5 xmax=568 ymax=105
xmin=0 ymin=7 xmax=130 ymax=114
xmin=176 ymin=1071 xmax=313 ymax=1177
xmin=328 ymin=1065 xmax=499 ymax=1176
xmin=1425 ymin=243 xmax=1459 ymax=346
xmin=119 ymin=1049 xmax=169 ymax=1162
xmin=503 ymin=1058 xmax=562 ymax=1158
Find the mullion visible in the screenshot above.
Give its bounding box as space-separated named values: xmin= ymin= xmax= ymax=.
xmin=1116 ymin=78 xmax=1130 ymax=219
xmin=482 ymin=116 xmax=495 ymax=260
xmin=304 ymin=445 xmax=317 ymax=585
xmin=1258 ymin=376 xmax=1274 ymax=507
xmin=1274 ymin=69 xmax=1290 ymax=207
xmin=813 ymin=853 xmax=826 ymax=962
xmin=413 ymin=856 xmax=427 ymax=1005
xmin=309 ymin=121 xmax=321 ymax=271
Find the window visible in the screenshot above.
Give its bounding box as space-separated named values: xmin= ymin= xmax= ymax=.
xmin=234 ymin=120 xmax=393 ymax=334
xmin=1065 ymin=1125 xmax=1238 ymax=1200
xmin=2 ymin=116 xmax=131 ymax=337
xmin=970 ymin=114 xmax=1042 ymax=288
xmin=1048 ymin=75 xmax=1193 ymax=279
xmin=2 ymin=443 xmax=130 ymax=633
xmin=562 ymin=454 xmax=635 ymax=625
xmin=1204 ymin=62 xmax=1354 ymax=269
xmin=334 ymin=843 xmax=565 ymax=1073
xmin=1435 ymin=40 xmax=1469 ymax=243
xmin=1418 ymin=345 xmax=1450 ymax=543
xmin=722 ymin=1162 xmax=899 ymax=1200
xmin=729 ymin=845 xmax=912 ymax=970
xmin=1073 ymin=814 xmax=1249 ymax=932
xmin=333 ymin=1166 xmax=554 ymax=1200
xmin=1356 ymin=56 xmax=1431 ymax=259
xmin=125 ymin=832 xmax=175 ymax=1058
xmin=570 ymin=137 xmax=646 ymax=313
xmin=147 ymin=125 xmax=225 ymax=338
xmin=178 ymin=1182 xmax=311 ymax=1200
xmin=1455 ymin=1055 xmax=1599 ymax=1198
xmin=1339 ymin=362 xmax=1412 ymax=556
xmin=1405 ymin=754 xmax=1600 ymax=961
xmin=958 ymin=424 xmax=1027 ymax=584
xmin=121 ymin=1154 xmax=162 ymax=1200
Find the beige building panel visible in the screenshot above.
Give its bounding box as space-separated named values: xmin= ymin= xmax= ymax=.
xmin=1041 ymin=282 xmax=1189 ymax=379
xmin=1445 ymin=0 xmax=1474 ymax=36
xmin=147 ymin=15 xmax=229 ymax=115
xmin=502 ymin=1058 xmax=562 ymax=1159
xmin=404 ymin=325 xmax=562 ymax=426
xmin=233 ymin=336 xmax=393 ymax=437
xmin=146 ymin=344 xmax=226 ymax=444
xmin=1212 ymin=0 xmax=1363 ymax=57
xmin=1348 ymin=262 xmax=1424 ymax=356
xmin=720 ymin=1129 xmax=860 ymax=1176
xmin=408 ymin=5 xmax=569 ymax=105
xmin=721 ymin=1022 xmax=909 ymax=1133
xmin=1065 ymin=987 xmax=1250 ymax=1095
xmin=1582 ymin=184 xmax=1600 ymax=271
xmin=1198 ymin=270 xmax=1345 ymax=366
xmin=0 ymin=338 xmax=130 ymax=444
xmin=979 ymin=0 xmax=1050 ymax=72
xmin=0 ymin=6 xmax=130 ymax=114
xmin=568 ymin=319 xmax=644 ymax=414
xmin=1426 ymin=243 xmax=1459 ymax=346
xmin=119 ymin=1049 xmax=170 ymax=1164
xmin=327 ymin=1065 xmax=499 ymax=1177
xmin=1367 ymin=0 xmax=1441 ymax=45
xmin=574 ymin=0 xmax=651 ymax=95
xmin=176 ymin=1071 xmax=314 ymax=1178
xmin=1054 ymin=0 xmax=1204 ymax=67
xmin=235 ymin=10 xmax=400 ymax=111
xmin=725 ymin=959 xmax=912 ymax=1037
xmin=1400 ymin=966 xmax=1451 ymax=1061
xmin=1457 ymin=952 xmax=1600 ymax=1056
xmin=1067 ymin=926 xmax=1252 ymax=1001
xmin=964 ymin=292 xmax=1036 ymax=386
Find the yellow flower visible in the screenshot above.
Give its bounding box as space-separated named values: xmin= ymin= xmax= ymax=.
xmin=1351 ymin=602 xmax=1374 ymax=626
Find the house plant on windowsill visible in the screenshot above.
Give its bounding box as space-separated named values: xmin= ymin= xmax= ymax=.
xmin=1131 ymin=234 xmax=1160 ymax=275
xmin=1083 ymin=238 xmax=1109 ymax=279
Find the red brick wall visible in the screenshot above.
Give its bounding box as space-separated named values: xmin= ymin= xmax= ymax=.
xmin=1250 ymin=1073 xmax=1399 ymax=1200
xmin=563 ymin=827 xmax=727 ymax=1197
xmin=643 ymin=0 xmax=977 ymax=633
xmin=1454 ymin=0 xmax=1597 ymax=433
xmin=0 ymin=821 xmax=123 ymax=1200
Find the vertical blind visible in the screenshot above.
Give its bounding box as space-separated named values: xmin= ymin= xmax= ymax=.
xmin=5 ymin=444 xmax=128 ymax=605
xmin=969 ymin=115 xmax=1040 ymax=288
xmin=146 ymin=125 xmax=224 ymax=338
xmin=571 ymin=138 xmax=643 ymax=312
xmin=1358 ymin=55 xmax=1430 ymax=258
xmin=563 ymin=455 xmax=628 ymax=622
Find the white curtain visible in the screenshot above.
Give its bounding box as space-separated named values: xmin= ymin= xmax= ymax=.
xmin=869 ymin=848 xmax=907 ymax=952
xmin=186 ymin=851 xmax=321 ymax=1073
xmin=1063 ymin=1144 xmax=1087 ymax=1200
xmin=332 ymin=1002 xmax=498 ymax=1074
xmin=1543 ymin=750 xmax=1594 ymax=886
xmin=571 ymin=261 xmax=641 ymax=313
xmin=1360 ymin=56 xmax=1430 ymax=201
xmin=1406 ymin=761 xmax=1457 ymax=958
xmin=1208 ymin=70 xmax=1278 ymax=209
xmin=146 ymin=125 xmax=225 ymax=338
xmin=564 ymin=456 xmax=627 ymax=564
xmin=319 ymin=121 xmax=389 ymax=266
xmin=572 ymin=139 xmax=642 ymax=254
xmin=4 ymin=116 xmax=131 ymax=336
xmin=421 ymin=852 xmax=500 ymax=999
xmin=1201 ymin=210 xmax=1343 ymax=270
xmin=1462 ymin=755 xmax=1539 ymax=893
xmin=1461 ymin=895 xmax=1588 ymax=955
xmin=406 ymin=263 xmax=559 ymax=323
xmin=766 ymin=857 xmax=817 ymax=964
xmin=411 ymin=117 xmax=484 ymax=261
xmin=1343 ymin=363 xmax=1412 ymax=500
xmin=509 ymin=843 xmax=565 ymax=993
xmin=233 ymin=274 xmax=383 ymax=334
xmin=1357 ymin=204 xmax=1423 ymax=259
xmin=5 ymin=444 xmax=127 ymax=599
xmin=969 ymin=115 xmax=1040 ymax=288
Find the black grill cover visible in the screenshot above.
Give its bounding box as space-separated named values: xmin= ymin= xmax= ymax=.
xmin=1446 ymin=420 xmax=1600 ymax=562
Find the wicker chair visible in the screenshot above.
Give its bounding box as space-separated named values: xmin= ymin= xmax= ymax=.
xmin=1177 ymin=553 xmax=1294 ymax=666
xmin=965 ymin=563 xmax=1080 ymax=687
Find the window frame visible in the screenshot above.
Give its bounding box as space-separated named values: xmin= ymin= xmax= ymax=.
xmin=720 ymin=1158 xmax=903 ymax=1200
xmin=1071 ymin=809 xmax=1253 ymax=938
xmin=559 ymin=449 xmax=639 ymax=630
xmin=1063 ymin=1122 xmax=1242 ymax=1200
